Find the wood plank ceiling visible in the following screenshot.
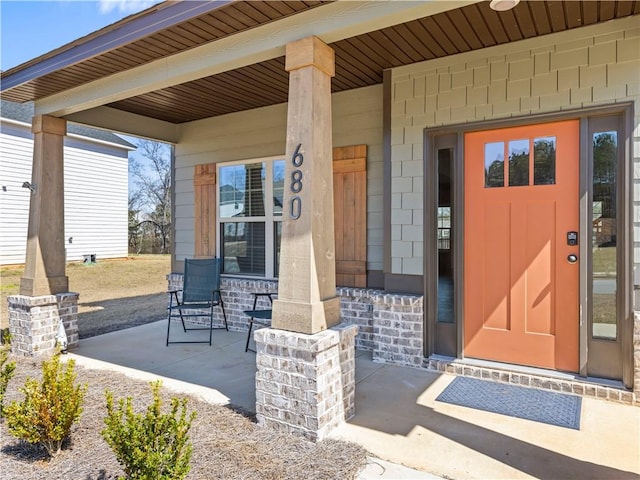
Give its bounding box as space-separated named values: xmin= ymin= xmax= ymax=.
xmin=3 ymin=1 xmax=639 ymax=124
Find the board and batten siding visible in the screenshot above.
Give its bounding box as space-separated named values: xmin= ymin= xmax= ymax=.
xmin=0 ymin=121 xmax=129 ymax=265
xmin=388 ymin=15 xmax=640 ymax=277
xmin=174 ymin=85 xmax=383 ymax=274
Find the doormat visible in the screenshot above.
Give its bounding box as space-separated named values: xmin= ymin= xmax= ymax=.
xmin=436 ymin=377 xmax=582 ymax=430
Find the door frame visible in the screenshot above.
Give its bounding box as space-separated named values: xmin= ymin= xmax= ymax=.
xmin=423 ymin=102 xmax=634 ymax=387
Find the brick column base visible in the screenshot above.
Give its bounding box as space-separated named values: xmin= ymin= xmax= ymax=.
xmin=255 ymin=323 xmax=358 ymax=441
xmin=8 ymin=293 xmax=79 ymax=356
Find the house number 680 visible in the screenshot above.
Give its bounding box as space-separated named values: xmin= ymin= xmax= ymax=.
xmin=290 ymin=144 xmax=303 ymax=220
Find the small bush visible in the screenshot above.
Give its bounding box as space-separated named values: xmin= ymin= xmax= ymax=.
xmin=0 ymin=343 xmax=16 ymax=418
xmin=102 ymin=380 xmax=196 ymax=480
xmin=4 ymin=354 xmax=86 ymax=456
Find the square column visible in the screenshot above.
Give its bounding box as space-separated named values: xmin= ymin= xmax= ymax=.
xmin=272 ymin=36 xmax=340 ymax=335
xmin=20 ymin=115 xmax=68 ymax=296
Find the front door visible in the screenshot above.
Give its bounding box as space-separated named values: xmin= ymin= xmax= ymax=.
xmin=464 ymin=120 xmax=579 ymax=372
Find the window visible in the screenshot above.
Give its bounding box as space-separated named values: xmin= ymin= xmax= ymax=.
xmin=484 ymin=136 xmax=557 ymax=188
xmin=591 ymin=130 xmax=618 ymax=340
xmin=218 ymin=157 xmax=284 ymax=278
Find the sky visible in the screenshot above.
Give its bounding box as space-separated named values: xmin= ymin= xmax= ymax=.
xmin=1 ymin=0 xmax=161 ymax=71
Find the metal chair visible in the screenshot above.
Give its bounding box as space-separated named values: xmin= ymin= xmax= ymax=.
xmin=166 ymin=258 xmax=228 ymax=346
xmin=244 ymin=292 xmax=275 ymax=352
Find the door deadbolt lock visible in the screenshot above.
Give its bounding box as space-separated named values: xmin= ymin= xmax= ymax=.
xmin=567 ymin=231 xmax=578 ymax=246
xmin=567 ymin=254 xmax=578 ymax=264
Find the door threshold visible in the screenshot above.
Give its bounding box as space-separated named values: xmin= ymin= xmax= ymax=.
xmin=425 ymin=355 xmax=635 ymax=405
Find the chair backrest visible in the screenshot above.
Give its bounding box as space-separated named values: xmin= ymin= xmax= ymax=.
xmin=182 ymin=258 xmax=222 ymax=303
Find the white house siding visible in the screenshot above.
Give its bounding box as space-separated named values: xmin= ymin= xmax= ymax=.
xmin=174 ymin=85 xmax=384 ymax=272
xmin=0 ymin=121 xmax=129 ymax=265
xmin=388 ymin=16 xmax=640 ymax=280
xmin=62 ymin=136 xmax=129 ymax=262
xmin=0 ymin=123 xmax=32 ymax=264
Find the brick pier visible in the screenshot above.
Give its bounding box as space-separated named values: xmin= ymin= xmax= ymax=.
xmin=254 ymin=324 xmax=358 ymax=441
xmin=7 ymin=293 xmax=79 ymax=356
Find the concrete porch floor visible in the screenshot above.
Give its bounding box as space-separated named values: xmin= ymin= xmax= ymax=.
xmin=70 ymin=320 xmax=640 ymax=480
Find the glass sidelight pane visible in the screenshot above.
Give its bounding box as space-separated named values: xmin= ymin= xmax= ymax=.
xmin=508 ymin=139 xmax=529 ymax=186
xmin=534 ymin=136 xmax=556 ymax=185
xmin=485 ymin=142 xmax=504 ymax=188
xmin=591 ymin=131 xmax=617 ymax=340
xmin=438 ymin=148 xmax=454 ymax=324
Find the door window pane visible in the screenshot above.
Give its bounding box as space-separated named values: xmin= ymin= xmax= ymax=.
xmin=219 ymin=163 xmax=265 ymax=218
xmin=508 ymin=139 xmax=529 ymax=187
xmin=534 ymin=136 xmax=556 ymax=185
xmin=591 ymin=131 xmax=617 ymax=340
xmin=221 ymin=222 xmax=265 ymax=276
xmin=485 ymin=142 xmax=504 ymax=188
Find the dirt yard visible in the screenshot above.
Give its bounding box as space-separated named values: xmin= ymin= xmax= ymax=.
xmin=1 ymin=255 xmax=171 ymax=337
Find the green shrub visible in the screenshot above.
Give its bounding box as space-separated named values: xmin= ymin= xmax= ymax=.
xmin=4 ymin=354 xmax=86 ymax=456
xmin=102 ymin=381 xmax=196 ymax=480
xmin=0 ymin=343 xmax=16 ymax=418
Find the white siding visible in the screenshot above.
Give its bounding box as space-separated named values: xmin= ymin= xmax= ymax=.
xmin=388 ymin=16 xmax=640 ymax=276
xmin=175 ymin=85 xmax=384 ymax=271
xmin=0 ymin=122 xmax=129 ymax=265
xmin=0 ymin=124 xmax=32 ymax=264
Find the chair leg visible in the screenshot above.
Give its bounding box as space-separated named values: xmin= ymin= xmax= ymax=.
xmin=219 ymin=297 xmax=228 ymax=331
xmin=166 ymin=309 xmax=172 ymax=346
xmin=178 ymin=308 xmax=188 ymax=332
xmin=208 ymin=307 xmax=213 ymax=346
xmin=245 ymin=319 xmax=254 ymax=352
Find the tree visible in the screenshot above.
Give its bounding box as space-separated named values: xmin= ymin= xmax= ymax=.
xmin=128 ymin=140 xmax=172 ymax=254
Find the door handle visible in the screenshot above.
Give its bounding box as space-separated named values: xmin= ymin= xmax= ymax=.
xmin=567 ymin=254 xmax=578 ymax=264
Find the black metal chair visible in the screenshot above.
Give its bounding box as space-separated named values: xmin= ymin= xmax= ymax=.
xmin=244 ymin=292 xmax=275 ymax=352
xmin=166 ymin=258 xmax=228 ymax=346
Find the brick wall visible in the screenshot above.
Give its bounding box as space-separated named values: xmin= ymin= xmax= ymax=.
xmin=168 ymin=275 xmax=424 ymax=367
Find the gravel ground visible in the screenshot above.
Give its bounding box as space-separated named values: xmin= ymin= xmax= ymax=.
xmin=0 ymin=354 xmax=367 ymax=479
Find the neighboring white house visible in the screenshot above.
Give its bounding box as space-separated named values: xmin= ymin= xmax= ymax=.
xmin=0 ymin=100 xmax=134 ymax=265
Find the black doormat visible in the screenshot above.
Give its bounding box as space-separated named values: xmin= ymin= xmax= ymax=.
xmin=436 ymin=377 xmax=582 ymax=430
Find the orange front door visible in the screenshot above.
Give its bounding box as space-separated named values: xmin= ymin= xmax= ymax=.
xmin=464 ymin=120 xmax=579 ymax=372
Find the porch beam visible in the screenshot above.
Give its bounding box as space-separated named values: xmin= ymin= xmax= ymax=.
xmin=20 ymin=115 xmax=68 ymax=296
xmin=271 ymin=36 xmax=339 ymax=335
xmin=33 ymin=0 xmax=478 ymax=119
xmin=65 ymin=106 xmax=179 ymax=143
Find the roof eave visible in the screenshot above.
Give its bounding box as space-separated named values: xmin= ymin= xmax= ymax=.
xmin=0 ymin=0 xmax=232 ymax=94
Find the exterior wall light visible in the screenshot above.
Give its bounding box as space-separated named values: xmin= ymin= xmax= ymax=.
xmin=21 ymin=181 xmax=36 ymax=193
xmin=489 ymin=0 xmax=520 ymax=11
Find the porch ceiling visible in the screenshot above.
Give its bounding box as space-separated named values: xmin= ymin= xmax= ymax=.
xmin=1 ymin=1 xmax=638 ymax=124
